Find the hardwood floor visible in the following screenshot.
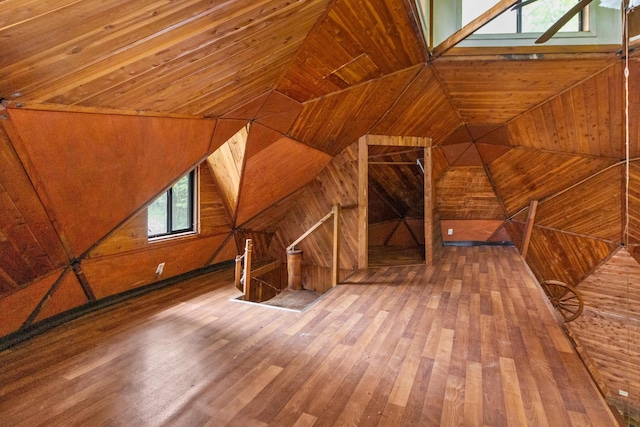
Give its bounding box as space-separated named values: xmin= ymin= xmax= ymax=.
xmin=0 ymin=246 xmax=618 ymax=426
xmin=368 ymin=245 xmax=425 ymax=267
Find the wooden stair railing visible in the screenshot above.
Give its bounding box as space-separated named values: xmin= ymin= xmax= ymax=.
xmin=286 ymin=203 xmax=355 ymax=289
xmin=234 ymin=239 xmax=282 ymax=301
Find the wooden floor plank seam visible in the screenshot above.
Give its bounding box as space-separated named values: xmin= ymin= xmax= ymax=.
xmin=0 ymin=246 xmax=619 ymax=426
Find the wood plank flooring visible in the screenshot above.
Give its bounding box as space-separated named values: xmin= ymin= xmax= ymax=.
xmin=0 ymin=246 xmax=618 ymax=426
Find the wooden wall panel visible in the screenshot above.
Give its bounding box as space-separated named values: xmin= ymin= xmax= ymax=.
xmin=434 ymin=58 xmax=615 ymax=124
xmin=88 ymin=163 xmax=232 ymax=259
xmin=368 ymin=221 xmax=399 ymax=246
xmin=488 ymin=148 xmax=616 ymax=216
xmin=440 ymin=219 xmax=503 ymax=242
xmin=523 ymin=227 xmax=616 ymax=287
xmin=386 ymin=221 xmax=421 ymax=247
xmin=83 ymin=234 xmax=227 ymax=300
xmin=33 ymin=270 xmax=87 ymax=323
xmin=436 ymin=167 xmax=504 ymax=220
xmin=567 ymin=248 xmax=640 ymax=420
xmin=240 ymin=187 xmax=307 ymax=234
xmin=2 ymin=0 xmax=329 ymax=117
xmin=276 ymin=0 xmax=425 ymax=102
xmin=200 ymin=165 xmax=233 ymax=237
xmin=508 ymin=64 xmax=622 ymax=159
xmin=6 ymin=109 xmax=215 ymax=258
xmin=0 ymin=126 xmax=68 ymax=293
xmin=0 ymin=269 xmax=63 ymax=337
xmin=289 ymin=66 xmax=421 ymax=155
xmin=211 ymin=234 xmax=238 ymax=265
xmin=270 ymin=144 xmax=359 ymax=273
xmin=236 ymin=137 xmax=332 ymax=225
xmin=627 ymin=162 xmax=640 ymax=244
xmin=628 ymin=60 xmax=640 ymax=158
xmin=371 ymin=66 xmax=463 ymax=145
xmin=532 ymin=166 xmax=622 ymax=242
xmin=234 ymin=231 xmax=273 ymax=262
xmin=206 ymin=124 xmax=248 ymax=222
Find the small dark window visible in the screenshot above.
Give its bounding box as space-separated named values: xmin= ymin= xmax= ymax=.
xmin=148 ymin=170 xmax=196 ymax=238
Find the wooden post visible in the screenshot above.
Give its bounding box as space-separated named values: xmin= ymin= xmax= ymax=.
xmin=243 ymin=239 xmax=252 ymax=300
xmin=234 ymin=255 xmax=242 ymax=289
xmin=424 ymin=147 xmax=434 ymax=266
xmin=287 ymin=249 xmax=303 ymax=290
xmin=332 ymin=203 xmax=341 ymax=287
xmin=358 ymin=136 xmax=368 ymax=269
xmin=521 ymin=200 xmax=538 ymax=259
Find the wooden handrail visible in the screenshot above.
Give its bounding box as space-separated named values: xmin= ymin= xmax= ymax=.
xmin=287 ymin=211 xmax=334 ymax=251
xmin=287 ymin=203 xmax=350 ymax=288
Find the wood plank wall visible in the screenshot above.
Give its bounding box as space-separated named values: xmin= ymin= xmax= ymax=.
xmin=269 ymin=143 xmax=360 ymax=293
xmin=568 ymin=248 xmax=640 ymax=421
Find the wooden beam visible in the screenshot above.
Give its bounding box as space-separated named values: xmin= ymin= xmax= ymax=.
xmin=521 ymin=200 xmax=538 ymax=259
xmin=424 ymin=147 xmax=434 ymax=266
xmin=433 ymin=0 xmax=520 ymax=57
xmin=332 ymin=203 xmax=341 ymax=287
xmin=358 ymin=136 xmax=368 ymax=269
xmin=234 ymin=255 xmax=243 ymax=289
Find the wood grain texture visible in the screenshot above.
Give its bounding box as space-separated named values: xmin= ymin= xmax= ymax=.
xmin=508 ymin=63 xmax=622 ymax=159
xmin=1 ymin=0 xmax=330 ymax=116
xmin=531 ymin=166 xmax=622 ymax=242
xmin=433 ymin=57 xmax=616 ymax=124
xmin=627 ymin=162 xmax=640 ymax=244
xmin=33 ymin=270 xmax=87 ymax=324
xmin=568 ymin=248 xmax=640 ymax=421
xmin=522 ymin=226 xmax=616 ymax=287
xmin=436 ymin=167 xmax=504 ymax=220
xmin=236 ymin=137 xmax=332 ymax=225
xmin=276 ymin=0 xmax=425 ymax=102
xmin=270 ymin=144 xmax=359 ymax=274
xmin=371 ymin=66 xmax=464 ymax=145
xmin=440 ymin=219 xmax=504 ymax=242
xmin=488 ymin=148 xmax=616 ymax=216
xmin=0 ymin=246 xmax=618 ymax=426
xmin=7 ymin=109 xmax=215 ymax=258
xmin=83 ymin=234 xmax=228 ymax=299
xmin=0 ymin=268 xmax=63 ymax=336
xmin=289 ymin=66 xmax=422 ymax=155
xmin=0 ymin=125 xmax=68 ymax=293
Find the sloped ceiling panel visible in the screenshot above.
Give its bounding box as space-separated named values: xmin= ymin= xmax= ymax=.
xmin=1 ymin=0 xmax=330 ymax=116
xmin=6 ymin=109 xmax=215 ymax=258
xmin=371 ymin=66 xmax=463 ymax=145
xmin=0 ymin=126 xmax=68 ymax=292
xmin=206 ymin=125 xmax=248 ymax=223
xmin=289 ymin=66 xmax=421 ymax=155
xmin=254 ymin=92 xmax=303 ymax=134
xmin=276 ymin=0 xmax=425 ymax=102
xmin=434 ymin=58 xmax=616 ymax=125
xmin=508 ymin=63 xmax=623 ymax=158
xmin=527 ymin=166 xmax=622 ymax=242
xmin=488 ymin=148 xmax=617 ymax=216
xmin=236 ymin=137 xmax=332 ymax=225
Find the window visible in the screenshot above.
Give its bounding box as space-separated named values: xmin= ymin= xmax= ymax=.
xmin=462 ymin=0 xmax=588 ymax=35
xmin=148 ymin=170 xmax=196 ymax=238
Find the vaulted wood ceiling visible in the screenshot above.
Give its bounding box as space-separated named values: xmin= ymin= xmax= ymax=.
xmin=1 ymin=0 xmax=640 ymax=421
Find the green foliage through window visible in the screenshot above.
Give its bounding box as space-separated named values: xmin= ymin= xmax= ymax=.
xmin=148 ymin=170 xmax=195 ymax=238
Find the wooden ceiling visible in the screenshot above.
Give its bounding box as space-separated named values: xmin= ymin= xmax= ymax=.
xmin=2 ymin=0 xmax=640 ymax=420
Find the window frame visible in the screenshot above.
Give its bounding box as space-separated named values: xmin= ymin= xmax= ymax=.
xmin=148 ymin=169 xmax=198 ymax=240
